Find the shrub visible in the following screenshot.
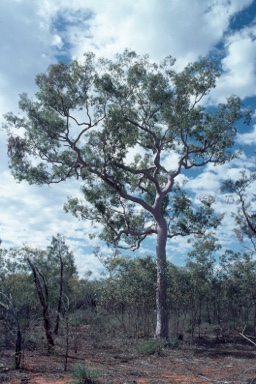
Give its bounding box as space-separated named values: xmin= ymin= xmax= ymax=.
xmin=71 ymin=363 xmax=100 ymax=384
xmin=135 ymin=339 xmax=166 ymax=355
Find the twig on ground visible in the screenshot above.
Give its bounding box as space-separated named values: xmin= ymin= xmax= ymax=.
xmin=239 ymin=332 xmax=256 ymax=347
xmin=197 ymin=375 xmax=230 ymax=383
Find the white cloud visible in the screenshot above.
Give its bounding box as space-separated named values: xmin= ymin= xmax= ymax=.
xmin=52 ymin=34 xmax=63 ymax=49
xmin=187 ymin=171 xmax=221 ymax=194
xmin=210 ymin=23 xmax=256 ymax=102
xmin=237 ymin=125 xmax=256 ymax=145
xmin=33 ymin=0 xmax=254 ymax=65
xmin=0 ymin=0 xmax=256 ymax=274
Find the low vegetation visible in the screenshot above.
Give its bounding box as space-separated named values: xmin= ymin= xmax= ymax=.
xmin=1 ymin=235 xmax=256 ymax=368
xmin=1 ymin=233 xmax=256 ymax=382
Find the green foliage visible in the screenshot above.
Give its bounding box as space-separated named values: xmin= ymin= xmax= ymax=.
xmin=71 ymin=363 xmax=101 ymax=384
xmin=21 ymin=234 xmax=78 ymax=307
xmin=0 ymin=248 xmax=38 ymax=317
xmin=135 ymin=338 xmax=166 ymax=355
xmin=4 ymin=50 xmax=245 ymax=250
xmin=0 ymin=248 xmax=38 ymax=368
xmin=3 ymin=236 xmax=256 ymax=348
xmin=98 ymin=254 xmax=156 ymax=312
xmin=221 ymin=163 xmax=256 ymax=250
xmin=164 ymin=337 xmax=178 ymax=348
xmin=3 ymin=49 xmax=248 ymax=339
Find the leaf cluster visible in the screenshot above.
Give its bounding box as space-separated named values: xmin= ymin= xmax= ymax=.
xmin=3 ymin=49 xmax=248 ymax=250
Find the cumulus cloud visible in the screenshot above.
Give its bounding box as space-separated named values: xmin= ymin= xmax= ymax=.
xmin=237 ymin=125 xmax=256 ymax=145
xmin=30 ymin=0 xmax=254 ymax=65
xmin=52 ymin=34 xmax=63 ymax=49
xmin=187 ymin=172 xmax=221 ymax=194
xmin=0 ymin=0 xmax=256 ymax=273
xmin=209 ymin=23 xmax=256 ymax=102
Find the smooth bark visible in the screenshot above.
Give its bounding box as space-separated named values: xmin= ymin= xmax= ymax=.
xmin=155 ymin=217 xmax=168 ymax=338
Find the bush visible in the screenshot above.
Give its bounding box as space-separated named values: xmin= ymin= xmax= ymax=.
xmin=135 ymin=339 xmax=166 ymax=355
xmin=165 ymin=337 xmax=178 ymax=348
xmin=71 ymin=363 xmax=100 ymax=384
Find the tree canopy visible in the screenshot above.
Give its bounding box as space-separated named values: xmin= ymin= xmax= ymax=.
xmin=4 ymin=50 xmax=247 ymax=338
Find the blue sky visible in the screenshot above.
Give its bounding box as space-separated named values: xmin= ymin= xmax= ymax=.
xmin=0 ymin=0 xmax=256 ymax=276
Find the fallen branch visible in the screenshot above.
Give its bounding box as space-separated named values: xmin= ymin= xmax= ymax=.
xmin=239 ymin=332 xmax=256 ymax=347
xmin=198 ymin=374 xmax=231 ymax=383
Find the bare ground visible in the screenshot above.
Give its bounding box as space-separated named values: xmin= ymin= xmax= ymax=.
xmin=1 ymin=331 xmax=256 ymax=384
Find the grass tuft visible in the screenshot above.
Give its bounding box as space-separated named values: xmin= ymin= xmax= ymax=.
xmin=71 ymin=363 xmax=101 ymax=384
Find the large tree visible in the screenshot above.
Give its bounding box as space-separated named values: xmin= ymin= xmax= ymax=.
xmin=4 ymin=50 xmax=246 ymax=338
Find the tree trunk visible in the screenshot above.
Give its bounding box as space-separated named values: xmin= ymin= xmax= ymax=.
xmin=15 ymin=326 xmax=22 ymax=369
xmin=155 ymin=218 xmax=169 ymax=339
xmin=27 ymin=258 xmax=54 ymax=352
xmin=0 ymin=298 xmax=23 ymax=369
xmin=54 ymin=256 xmax=64 ymax=335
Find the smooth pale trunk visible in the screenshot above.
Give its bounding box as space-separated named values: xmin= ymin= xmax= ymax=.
xmin=155 ymin=217 xmax=169 ymax=338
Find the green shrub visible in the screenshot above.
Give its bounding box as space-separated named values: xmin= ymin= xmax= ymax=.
xmin=71 ymin=363 xmax=100 ymax=384
xmin=164 ymin=337 xmax=177 ymax=348
xmin=135 ymin=338 xmax=165 ymax=355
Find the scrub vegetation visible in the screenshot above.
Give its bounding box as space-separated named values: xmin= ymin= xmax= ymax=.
xmin=1 ymin=50 xmax=256 ymax=382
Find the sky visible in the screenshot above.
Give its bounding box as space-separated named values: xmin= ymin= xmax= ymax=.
xmin=0 ymin=0 xmax=256 ymax=277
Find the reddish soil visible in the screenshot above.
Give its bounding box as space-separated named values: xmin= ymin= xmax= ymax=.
xmin=1 ymin=333 xmax=256 ymax=383
xmin=0 ymin=325 xmax=256 ymax=384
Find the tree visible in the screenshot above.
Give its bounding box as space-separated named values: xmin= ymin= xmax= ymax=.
xmin=222 ymin=162 xmax=256 ymax=252
xmin=47 ymin=234 xmax=78 ymax=335
xmin=19 ymin=235 xmax=77 ymax=352
xmin=186 ymin=234 xmax=221 ymax=337
xmin=25 ymin=249 xmax=55 ymax=353
xmin=0 ymin=248 xmax=37 ymax=368
xmin=4 ymin=50 xmax=246 ymax=338
xmin=99 ymin=254 xmax=157 ymax=337
xmin=220 ymin=250 xmax=256 ymax=333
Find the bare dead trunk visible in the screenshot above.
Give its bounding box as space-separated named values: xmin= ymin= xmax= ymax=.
xmin=27 ymin=258 xmax=54 ymax=352
xmin=54 ymin=256 xmax=64 ymax=335
xmin=155 ymin=217 xmax=169 ymax=339
xmin=15 ymin=323 xmax=22 ymax=369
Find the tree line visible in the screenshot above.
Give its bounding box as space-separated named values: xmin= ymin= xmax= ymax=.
xmin=1 ymin=226 xmax=256 ymax=368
